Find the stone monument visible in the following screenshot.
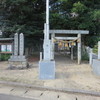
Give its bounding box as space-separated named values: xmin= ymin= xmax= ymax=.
xmin=14 ymin=33 xmax=18 ymax=55
xmin=19 ymin=33 xmax=24 ymax=55
xmin=8 ymin=33 xmax=28 ymax=69
xmin=39 ymin=0 xmax=55 ymax=79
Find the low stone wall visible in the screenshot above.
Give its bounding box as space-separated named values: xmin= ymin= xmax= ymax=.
xmin=90 ymin=41 xmax=100 ymax=76
xmin=90 ymin=53 xmax=100 ymax=76
xmin=92 ymin=59 xmax=100 ymax=76
xmin=89 ymin=53 xmax=98 ymax=67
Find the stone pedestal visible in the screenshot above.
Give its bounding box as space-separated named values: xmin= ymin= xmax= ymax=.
xmin=8 ymin=55 xmax=27 ymax=61
xmin=8 ymin=55 xmax=28 ymax=69
xmin=39 ymin=61 xmax=55 ymax=79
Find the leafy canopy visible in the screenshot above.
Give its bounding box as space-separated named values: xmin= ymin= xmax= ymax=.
xmin=0 ymin=0 xmax=100 ymax=47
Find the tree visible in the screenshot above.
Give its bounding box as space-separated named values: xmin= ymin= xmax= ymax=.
xmin=49 ymin=0 xmax=100 ymax=47
xmin=0 ymin=0 xmax=46 ymax=47
xmin=0 ymin=0 xmax=100 ymax=48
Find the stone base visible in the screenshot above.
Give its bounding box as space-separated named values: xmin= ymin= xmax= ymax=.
xmin=7 ymin=55 xmax=29 ymax=69
xmin=39 ymin=61 xmax=55 ymax=79
xmin=8 ymin=55 xmax=27 ymax=61
xmin=7 ymin=61 xmax=29 ymax=70
xmin=92 ymin=59 xmax=100 ymax=76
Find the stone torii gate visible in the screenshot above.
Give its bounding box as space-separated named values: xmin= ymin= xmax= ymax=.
xmin=50 ymin=30 xmax=89 ymax=64
xmin=39 ymin=0 xmax=89 ymax=79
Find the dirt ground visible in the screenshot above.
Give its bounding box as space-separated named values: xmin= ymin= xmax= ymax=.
xmin=0 ymin=53 xmax=100 ymax=92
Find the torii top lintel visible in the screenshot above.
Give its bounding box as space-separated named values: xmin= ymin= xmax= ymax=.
xmin=49 ymin=30 xmax=89 ymax=34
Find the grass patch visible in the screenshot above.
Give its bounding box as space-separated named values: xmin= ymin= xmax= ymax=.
xmin=0 ymin=76 xmax=19 ymax=82
xmin=93 ymin=43 xmax=98 ymax=54
xmin=93 ymin=48 xmax=98 ymax=54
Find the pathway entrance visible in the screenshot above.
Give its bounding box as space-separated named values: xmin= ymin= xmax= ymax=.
xmin=54 ymin=52 xmax=76 ymax=65
xmin=28 ymin=52 xmax=77 ymax=64
xmin=50 ymin=30 xmax=89 ymax=64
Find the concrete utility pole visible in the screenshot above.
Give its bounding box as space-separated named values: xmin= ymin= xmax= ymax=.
xmin=43 ymin=0 xmax=51 ymax=61
xmin=46 ymin=0 xmax=49 ymax=40
xmin=39 ymin=0 xmax=55 ymax=79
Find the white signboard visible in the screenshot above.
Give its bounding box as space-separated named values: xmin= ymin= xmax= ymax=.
xmin=7 ymin=45 xmax=12 ymax=52
xmin=1 ymin=45 xmax=6 ymax=52
xmin=1 ymin=45 xmax=12 ymax=52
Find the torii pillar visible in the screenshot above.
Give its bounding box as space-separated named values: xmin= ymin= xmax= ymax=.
xmin=77 ymin=34 xmax=81 ymax=64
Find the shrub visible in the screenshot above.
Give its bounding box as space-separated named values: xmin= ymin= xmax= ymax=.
xmin=1 ymin=54 xmax=11 ymax=61
xmin=82 ymin=52 xmax=89 ymax=61
xmin=93 ymin=43 xmax=98 ymax=54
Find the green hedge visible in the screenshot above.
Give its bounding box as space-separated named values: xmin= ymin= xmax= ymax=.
xmin=1 ymin=54 xmax=11 ymax=61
